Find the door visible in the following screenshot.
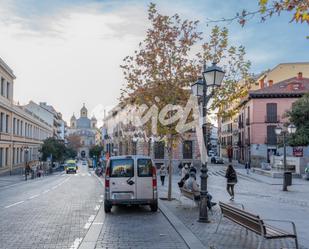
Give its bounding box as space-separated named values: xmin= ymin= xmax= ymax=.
xmin=136 ymin=158 xmax=153 ymax=200
xmin=109 ymin=158 xmax=135 ymax=200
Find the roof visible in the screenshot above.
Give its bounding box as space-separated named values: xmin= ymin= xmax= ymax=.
xmin=249 ymin=76 xmax=309 ymax=98
xmin=76 ymin=117 xmax=91 ymax=128
xmin=0 ymin=57 xmax=16 ymax=79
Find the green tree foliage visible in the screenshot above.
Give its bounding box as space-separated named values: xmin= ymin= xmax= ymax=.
xmin=89 ymin=145 xmax=103 ymax=158
xmin=40 ymin=137 xmax=66 ymax=162
xmin=285 ymin=93 xmax=309 ymax=146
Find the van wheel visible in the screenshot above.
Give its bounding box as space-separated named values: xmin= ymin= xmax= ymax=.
xmin=104 ymin=203 xmax=112 ymax=213
xmin=150 ymin=203 xmax=158 ymax=212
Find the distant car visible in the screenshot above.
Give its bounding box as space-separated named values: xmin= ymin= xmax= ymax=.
xmin=65 ymin=160 xmax=77 ymax=174
xmin=211 ymin=156 xmax=224 ymax=164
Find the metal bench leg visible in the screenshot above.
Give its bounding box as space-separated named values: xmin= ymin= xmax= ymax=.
xmin=215 ymin=214 xmax=222 ymax=233
xmin=257 ymin=236 xmax=264 ymax=249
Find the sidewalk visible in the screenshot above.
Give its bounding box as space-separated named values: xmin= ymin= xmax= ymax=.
xmin=158 ymin=167 xmax=309 ymax=249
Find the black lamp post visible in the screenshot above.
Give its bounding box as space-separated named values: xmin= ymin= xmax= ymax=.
xmin=275 ymin=124 xmax=297 ymax=191
xmin=24 ymin=147 xmax=29 ymax=181
xmin=191 ymin=62 xmax=225 ymax=222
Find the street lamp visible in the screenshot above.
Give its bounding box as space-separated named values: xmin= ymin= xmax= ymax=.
xmin=191 ymin=62 xmax=225 ymax=223
xmin=275 ymin=124 xmax=297 ymax=191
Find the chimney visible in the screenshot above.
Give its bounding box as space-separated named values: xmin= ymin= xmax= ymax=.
xmin=268 ymin=80 xmax=273 ymax=87
xmin=259 ymin=79 xmax=264 ymax=89
xmin=297 ymin=72 xmax=303 ymax=80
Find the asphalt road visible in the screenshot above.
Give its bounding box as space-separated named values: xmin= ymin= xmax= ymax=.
xmin=0 ymin=162 xmax=188 ymax=249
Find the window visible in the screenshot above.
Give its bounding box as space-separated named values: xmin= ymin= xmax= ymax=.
xmin=154 ymin=141 xmax=165 ymax=159
xmin=5 ymin=115 xmax=9 ymax=133
xmin=0 ymin=148 xmax=3 ymax=167
xmin=6 ymin=82 xmax=9 ymax=98
xmin=137 ymin=159 xmax=152 ymax=177
xmin=266 ymin=125 xmax=277 ymax=145
xmin=132 ymin=142 xmax=137 ymax=155
xmin=266 ymin=103 xmax=278 ymax=122
xmin=110 ymin=159 xmax=134 ymax=177
xmin=0 ymin=77 xmax=4 ymax=96
xmin=5 ymin=148 xmax=8 ymax=165
xmin=0 ymin=113 xmax=3 ymax=132
xmin=183 ymin=140 xmax=193 ymax=159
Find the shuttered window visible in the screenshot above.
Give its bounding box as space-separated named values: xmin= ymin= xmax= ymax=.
xmin=266 ymin=103 xmax=278 ymax=122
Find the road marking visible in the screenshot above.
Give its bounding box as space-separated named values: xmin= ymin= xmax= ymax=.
xmin=94 ymin=205 xmax=100 ymax=211
xmin=84 ymin=215 xmax=96 ymax=229
xmin=43 ymin=189 xmax=50 ymax=194
xmin=100 ymin=194 xmax=104 ymax=198
xmin=28 ymin=194 xmax=39 ymax=199
xmin=69 ymin=238 xmax=83 ymax=249
xmin=5 ymin=201 xmax=25 ymax=208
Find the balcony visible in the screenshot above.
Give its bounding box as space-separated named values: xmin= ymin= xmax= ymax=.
xmin=245 ymin=118 xmax=250 ymax=126
xmin=265 ymin=115 xmax=280 ymax=123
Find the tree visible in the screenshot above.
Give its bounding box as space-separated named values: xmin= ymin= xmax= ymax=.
xmin=89 ymin=145 xmax=104 ymax=158
xmin=120 ymin=3 xmax=251 ymax=200
xmin=40 ymin=137 xmax=66 ymax=162
xmin=285 ymin=93 xmax=309 ymax=146
xmin=206 ymin=0 xmax=309 ymax=27
xmin=121 ymin=3 xmax=201 ymax=200
xmin=66 ymin=134 xmax=81 ymax=152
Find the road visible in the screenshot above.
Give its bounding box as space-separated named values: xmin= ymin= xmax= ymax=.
xmin=0 ymin=162 xmax=188 ymax=249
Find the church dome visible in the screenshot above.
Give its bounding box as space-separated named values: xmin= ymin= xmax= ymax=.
xmin=91 ymin=115 xmax=97 ymax=121
xmin=71 ymin=113 xmax=76 ymax=120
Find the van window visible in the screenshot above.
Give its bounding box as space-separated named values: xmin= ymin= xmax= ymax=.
xmin=110 ymin=159 xmax=134 ymax=177
xmin=137 ymin=159 xmax=152 ymax=177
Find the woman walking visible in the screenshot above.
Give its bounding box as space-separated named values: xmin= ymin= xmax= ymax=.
xmin=159 ymin=165 xmax=167 ymax=186
xmin=225 ymin=164 xmax=237 ymax=201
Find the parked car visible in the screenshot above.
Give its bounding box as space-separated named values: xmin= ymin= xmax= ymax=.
xmin=104 ymin=155 xmax=158 ymax=213
xmin=211 ymin=156 xmax=224 ymax=164
xmin=65 ymin=160 xmax=77 ymax=174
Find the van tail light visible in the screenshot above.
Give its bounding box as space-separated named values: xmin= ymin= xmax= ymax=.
xmin=105 ymin=167 xmax=110 ymax=188
xmin=152 ymin=166 xmax=157 ymax=188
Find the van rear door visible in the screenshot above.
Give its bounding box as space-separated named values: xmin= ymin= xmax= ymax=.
xmin=109 ymin=158 xmax=135 ymax=200
xmin=136 ymin=158 xmax=154 ymax=200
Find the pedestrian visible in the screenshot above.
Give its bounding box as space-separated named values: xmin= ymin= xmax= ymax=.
xmin=159 ymin=165 xmax=167 ymax=186
xmin=178 ymin=172 xmax=189 ymax=188
xmin=181 ymin=164 xmax=189 ymax=178
xmin=189 ymin=163 xmax=197 ymax=175
xmin=184 ymin=172 xmax=200 ymax=201
xmin=225 ymin=164 xmax=237 ymax=201
xmin=245 ymin=161 xmax=251 ymax=174
xmin=178 ymin=161 xmax=183 ymax=175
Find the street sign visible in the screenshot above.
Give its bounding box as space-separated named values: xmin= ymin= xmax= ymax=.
xmin=293 ymin=147 xmax=303 ymax=157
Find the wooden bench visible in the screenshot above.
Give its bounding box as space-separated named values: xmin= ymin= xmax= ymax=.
xmin=216 ymin=202 xmax=299 ymax=249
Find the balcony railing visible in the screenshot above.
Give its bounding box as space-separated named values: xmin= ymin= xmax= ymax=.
xmin=265 ymin=115 xmax=280 ymax=123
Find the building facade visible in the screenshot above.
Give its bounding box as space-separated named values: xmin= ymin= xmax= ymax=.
xmin=68 ymin=104 xmax=97 ymax=158
xmin=0 ymin=57 xmax=53 ymax=175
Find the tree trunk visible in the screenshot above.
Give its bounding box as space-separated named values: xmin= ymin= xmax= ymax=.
xmin=167 ymin=136 xmax=173 ymax=201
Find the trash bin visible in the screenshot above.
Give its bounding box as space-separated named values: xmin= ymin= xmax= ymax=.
xmin=284 ymin=172 xmax=292 ymax=186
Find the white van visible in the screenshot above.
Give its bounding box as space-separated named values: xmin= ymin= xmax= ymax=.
xmin=104 ymin=155 xmax=158 ymax=213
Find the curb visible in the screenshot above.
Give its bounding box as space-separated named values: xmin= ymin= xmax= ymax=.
xmin=159 ymin=200 xmax=207 ymax=249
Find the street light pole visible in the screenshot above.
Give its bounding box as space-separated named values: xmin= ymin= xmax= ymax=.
xmin=282 ymin=132 xmax=287 ymax=191
xmin=191 ymin=62 xmax=225 ymax=223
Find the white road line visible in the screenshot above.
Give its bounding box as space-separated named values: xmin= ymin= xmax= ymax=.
xmin=94 ymin=205 xmax=100 ymax=211
xmin=5 ymin=201 xmax=25 ymax=208
xmin=28 ymin=194 xmax=39 ymax=200
xmin=84 ymin=215 xmax=96 ymax=229
xmin=92 ymin=222 xmax=103 ymax=225
xmin=69 ymin=238 xmax=83 ymax=249
xmin=84 ymin=222 xmax=91 ymax=229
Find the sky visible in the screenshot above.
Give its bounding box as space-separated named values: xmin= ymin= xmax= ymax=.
xmin=0 ymin=0 xmax=308 ymax=126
